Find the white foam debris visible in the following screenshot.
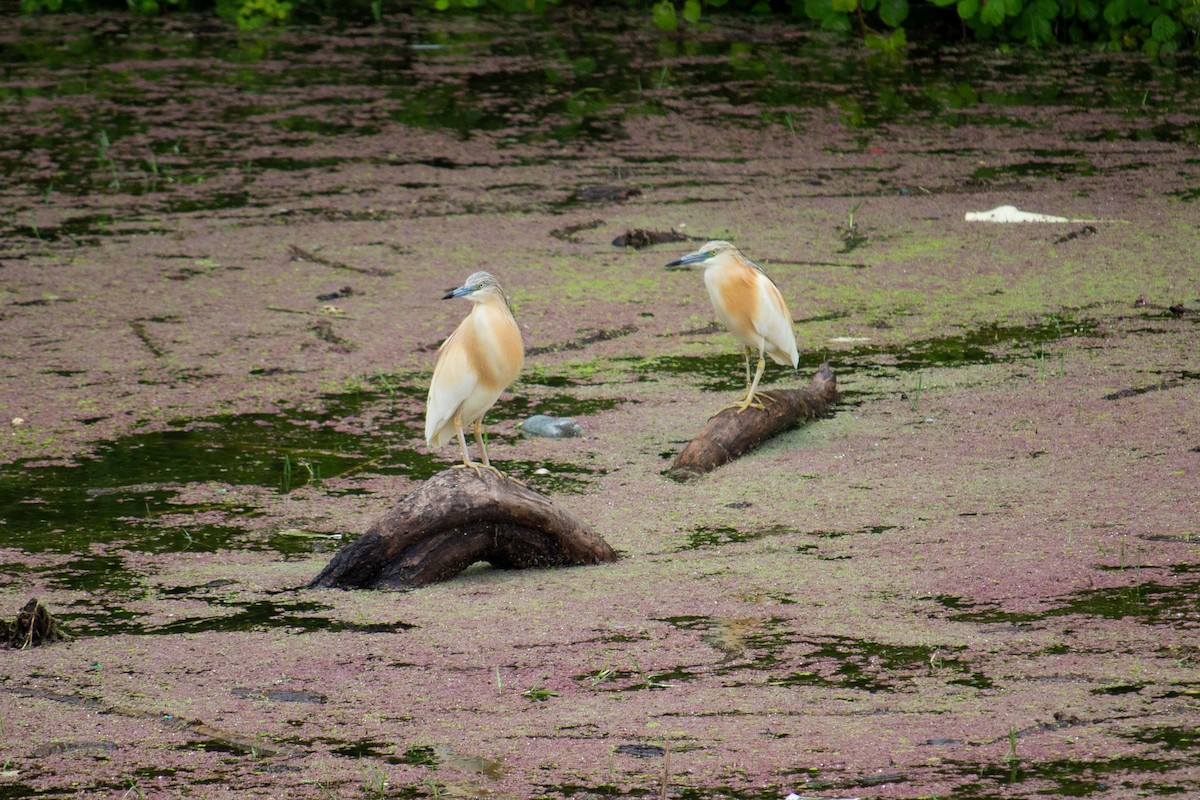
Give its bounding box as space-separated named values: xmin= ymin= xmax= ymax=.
xmin=965 ymin=204 xmax=1099 ymax=223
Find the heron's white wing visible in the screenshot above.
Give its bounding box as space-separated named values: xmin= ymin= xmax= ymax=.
xmin=753 ymin=274 xmax=799 ymax=367
xmin=424 ymin=327 xmax=480 ymax=447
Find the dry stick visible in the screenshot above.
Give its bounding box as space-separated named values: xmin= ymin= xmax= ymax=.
xmin=288 ymin=244 xmax=394 ymax=277
xmin=659 ymin=740 xmax=670 ymax=800
xmin=668 ymin=363 xmax=840 ymax=481
xmin=309 ymin=469 xmax=617 ymax=591
xmin=265 ymin=305 xmax=358 ymax=318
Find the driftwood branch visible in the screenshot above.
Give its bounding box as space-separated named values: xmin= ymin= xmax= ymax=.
xmin=668 ymin=363 xmax=839 ymax=481
xmin=309 ymin=469 xmax=616 ymax=591
xmin=288 ymin=244 xmax=393 ymax=277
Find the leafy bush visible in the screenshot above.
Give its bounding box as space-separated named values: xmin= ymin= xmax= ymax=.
xmin=924 ymin=0 xmax=1197 ymax=53
xmin=215 ymin=0 xmax=293 ymax=28
xmin=709 ymin=0 xmax=1199 ymax=52
xmin=431 ymin=0 xmax=562 ymax=11
xmin=19 ymin=0 xmax=91 ymax=10
xmin=13 ymin=0 xmax=1200 ymax=51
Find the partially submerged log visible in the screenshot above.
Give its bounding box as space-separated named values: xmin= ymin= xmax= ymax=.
xmin=309 ymin=469 xmax=617 ymax=591
xmin=668 ymin=363 xmax=839 ymax=482
xmin=612 ymin=228 xmax=692 ymax=249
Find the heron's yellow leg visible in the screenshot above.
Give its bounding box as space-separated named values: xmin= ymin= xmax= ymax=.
xmin=472 ymin=419 xmax=506 ymax=477
xmin=474 ymin=418 xmax=490 ymax=467
xmin=465 ymin=417 xmax=508 ymax=479
xmin=453 ymin=414 xmax=472 ymax=466
xmin=448 ymin=413 xmax=488 ymax=477
xmin=733 ymin=346 xmax=773 ymax=413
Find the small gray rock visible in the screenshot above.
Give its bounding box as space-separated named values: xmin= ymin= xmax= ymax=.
xmin=521 ymin=414 xmax=583 ymax=438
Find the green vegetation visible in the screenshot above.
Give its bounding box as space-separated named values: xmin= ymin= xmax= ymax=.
xmin=521 ymin=684 xmax=560 ymax=701
xmin=826 ymin=0 xmax=1199 ymax=53
xmin=14 ymin=0 xmax=1200 ymax=52
xmin=628 ymin=654 xmax=673 ymax=688
xmin=659 ymin=0 xmax=1197 ymax=53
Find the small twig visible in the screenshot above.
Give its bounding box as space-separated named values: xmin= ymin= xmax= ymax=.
xmin=288 ymin=245 xmax=393 ymax=277
xmin=659 ymin=740 xmax=670 ymax=800
xmin=265 ymin=306 xmax=358 ymax=320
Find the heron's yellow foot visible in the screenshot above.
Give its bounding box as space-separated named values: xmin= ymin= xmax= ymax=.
xmin=733 ymin=388 xmax=780 ymax=412
xmin=451 ymin=461 xmax=527 ymax=487
xmin=452 ymin=460 xmax=505 ymax=479
xmin=727 ymin=394 xmax=767 ymax=413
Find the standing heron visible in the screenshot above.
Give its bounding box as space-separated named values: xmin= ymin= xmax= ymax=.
xmin=666 ymin=241 xmax=798 ymax=412
xmin=425 ymin=271 xmax=524 ymax=474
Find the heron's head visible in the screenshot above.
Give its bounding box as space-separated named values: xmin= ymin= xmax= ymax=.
xmin=444 ymin=271 xmax=504 ymax=302
xmin=443 ymin=271 xmax=514 ymax=312
xmin=664 ymin=240 xmax=738 ymax=269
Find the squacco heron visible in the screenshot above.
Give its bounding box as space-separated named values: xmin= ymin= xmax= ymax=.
xmin=666 ymin=240 xmax=799 ymax=412
xmin=425 ymin=271 xmax=524 ymax=473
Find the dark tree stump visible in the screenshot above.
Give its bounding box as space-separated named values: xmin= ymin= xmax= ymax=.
xmin=668 ymin=363 xmax=839 ymax=482
xmin=309 ymin=469 xmax=617 ymax=591
xmin=3 ymin=598 xmax=68 ymax=649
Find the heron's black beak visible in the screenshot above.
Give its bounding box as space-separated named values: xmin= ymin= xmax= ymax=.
xmin=665 ymin=252 xmax=708 ymax=270
xmin=443 ymin=284 xmax=475 ymax=300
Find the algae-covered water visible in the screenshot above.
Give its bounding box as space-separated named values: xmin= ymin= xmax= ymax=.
xmin=1 ymin=11 xmax=1199 ymax=799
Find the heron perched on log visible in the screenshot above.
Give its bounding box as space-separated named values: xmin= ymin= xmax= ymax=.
xmin=425 ymin=271 xmax=524 ymax=474
xmin=667 ymin=241 xmax=798 ymax=412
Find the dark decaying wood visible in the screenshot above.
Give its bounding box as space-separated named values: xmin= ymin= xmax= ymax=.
xmin=3 ymin=598 xmax=68 ymax=649
xmin=309 ymin=469 xmax=617 ymax=591
xmin=611 ymin=228 xmax=692 ymax=249
xmin=668 ymin=363 xmax=839 ymax=482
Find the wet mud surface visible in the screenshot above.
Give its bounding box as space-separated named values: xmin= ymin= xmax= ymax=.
xmin=1 ymin=11 xmax=1199 ymax=799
